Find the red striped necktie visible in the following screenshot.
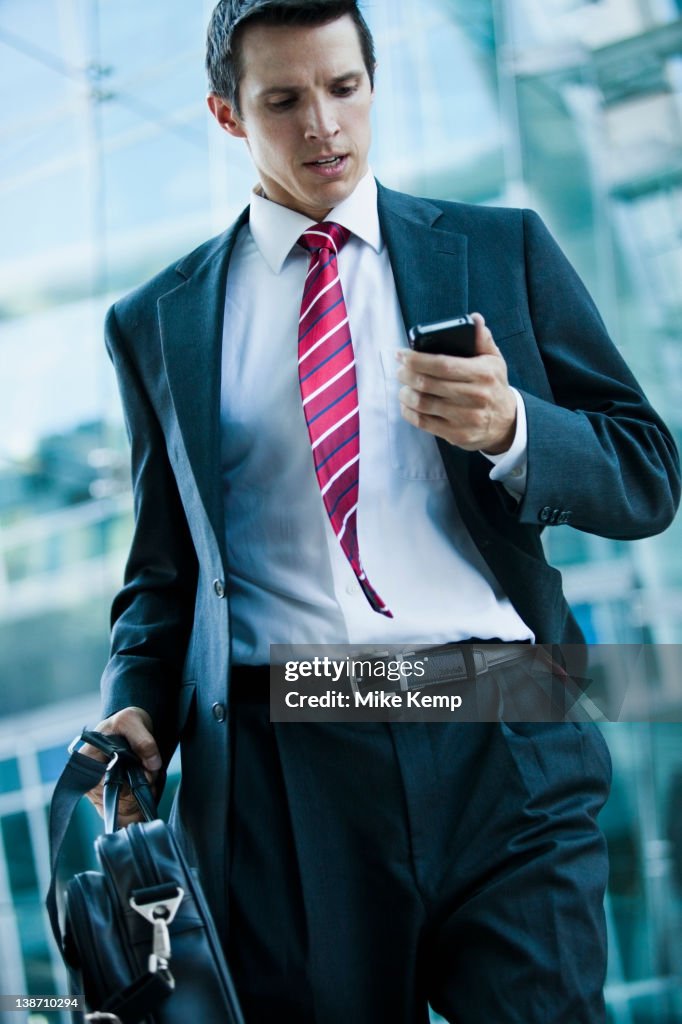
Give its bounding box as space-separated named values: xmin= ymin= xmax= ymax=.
xmin=297 ymin=222 xmax=392 ymax=618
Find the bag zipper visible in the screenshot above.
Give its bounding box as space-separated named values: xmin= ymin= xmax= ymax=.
xmin=128 ymin=825 xmax=161 ymax=888
xmin=67 ymin=877 xmax=112 ymax=1002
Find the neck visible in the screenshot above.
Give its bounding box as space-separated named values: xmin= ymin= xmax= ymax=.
xmin=253 ymin=183 xmax=333 ymax=222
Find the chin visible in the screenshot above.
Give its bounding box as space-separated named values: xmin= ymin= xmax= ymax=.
xmin=316 ymin=179 xmax=357 ymax=205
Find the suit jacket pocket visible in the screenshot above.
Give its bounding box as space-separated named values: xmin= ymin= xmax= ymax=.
xmin=484 ymin=307 xmax=525 ymax=343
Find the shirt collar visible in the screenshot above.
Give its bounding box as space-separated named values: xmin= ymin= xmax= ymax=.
xmin=248 ymin=169 xmax=383 ymax=274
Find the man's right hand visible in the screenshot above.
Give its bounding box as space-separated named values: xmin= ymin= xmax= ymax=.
xmin=81 ymin=706 xmax=163 ymax=826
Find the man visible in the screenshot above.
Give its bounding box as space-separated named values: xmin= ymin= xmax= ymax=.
xmin=87 ymin=1 xmax=680 ymax=1021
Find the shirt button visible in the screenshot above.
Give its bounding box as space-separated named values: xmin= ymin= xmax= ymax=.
xmin=511 ymin=467 xmax=523 ymax=478
xmin=212 ymin=702 xmax=226 ymax=722
xmin=346 ymin=582 xmax=358 ymax=595
xmin=213 ymin=579 xmax=225 ymax=598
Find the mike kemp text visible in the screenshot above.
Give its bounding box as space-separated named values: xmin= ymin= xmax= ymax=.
xmin=284 ymin=690 xmax=463 ymax=712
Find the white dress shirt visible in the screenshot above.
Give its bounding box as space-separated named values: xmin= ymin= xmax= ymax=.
xmin=220 ymin=171 xmax=533 ymax=663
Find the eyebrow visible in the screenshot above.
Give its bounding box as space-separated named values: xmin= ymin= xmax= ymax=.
xmin=257 ymin=71 xmax=364 ymax=98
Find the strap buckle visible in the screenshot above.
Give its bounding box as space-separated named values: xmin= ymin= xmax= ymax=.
xmin=129 ymin=887 xmax=184 ymax=981
xmin=68 ymin=729 xmax=139 ymax=770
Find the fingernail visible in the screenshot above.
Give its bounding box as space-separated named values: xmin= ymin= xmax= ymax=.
xmin=144 ymin=755 xmax=162 ymax=771
xmin=395 ymin=350 xmax=406 ymax=362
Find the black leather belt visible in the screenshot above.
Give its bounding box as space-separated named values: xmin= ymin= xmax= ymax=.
xmin=231 ymin=643 xmax=535 ymax=704
xmin=350 ymin=643 xmax=534 ymax=697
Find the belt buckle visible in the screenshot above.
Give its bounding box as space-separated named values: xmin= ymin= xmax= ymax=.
xmin=396 ymin=650 xmax=417 ymax=692
xmin=348 ymin=650 xmax=390 ymax=696
xmin=472 ymin=648 xmax=489 ymax=676
xmin=349 ymin=650 xmax=419 ymax=695
xmin=348 ymin=665 xmax=361 ymax=697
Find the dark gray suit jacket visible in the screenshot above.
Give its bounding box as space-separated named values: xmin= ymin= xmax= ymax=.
xmin=100 ymin=182 xmax=680 ymax=943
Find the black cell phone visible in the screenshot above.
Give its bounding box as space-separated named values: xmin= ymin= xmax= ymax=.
xmin=408 ymin=315 xmax=476 ymax=357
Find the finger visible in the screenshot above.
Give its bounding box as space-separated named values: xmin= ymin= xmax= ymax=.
xmin=399 ymin=392 xmax=488 ymax=430
xmin=399 ymin=384 xmax=486 ymax=418
xmin=397 ymin=359 xmax=503 ymax=400
xmin=94 ymin=707 xmax=162 ymax=773
xmin=400 ymin=404 xmax=450 ymax=434
xmin=83 ymin=775 xmax=141 ymax=824
xmin=470 ymin=312 xmax=497 ymax=356
xmin=400 ymin=403 xmax=492 ymax=450
xmin=396 ymin=348 xmax=477 ymax=382
xmin=399 ymin=404 xmax=476 ymax=447
xmin=87 ymin=786 xmax=140 ymax=816
xmin=78 ymin=742 xmax=108 ymax=763
xmin=113 ymin=791 xmax=148 ymax=825
xmin=85 ymin=775 xmax=150 ymax=820
xmin=397 ymin=370 xmax=457 ymax=400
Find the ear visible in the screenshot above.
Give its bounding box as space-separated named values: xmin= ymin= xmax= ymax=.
xmin=207 ymin=93 xmax=247 ymax=139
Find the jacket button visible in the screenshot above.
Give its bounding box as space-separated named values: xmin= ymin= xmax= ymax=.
xmin=213 ymin=579 xmax=225 ymax=598
xmin=558 ymin=510 xmax=572 ymax=525
xmin=539 ymin=506 xmax=553 ymax=524
xmin=212 ymin=702 xmax=226 ymax=722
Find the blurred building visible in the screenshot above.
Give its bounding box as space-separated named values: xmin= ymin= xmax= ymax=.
xmin=1 ymin=1 xmax=681 ymax=1021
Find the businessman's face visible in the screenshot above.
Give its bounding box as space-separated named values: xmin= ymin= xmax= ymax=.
xmin=209 ymin=15 xmax=374 ymax=221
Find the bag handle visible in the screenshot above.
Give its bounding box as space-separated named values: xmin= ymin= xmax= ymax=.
xmin=46 ymin=730 xmax=158 ymax=950
xmin=83 ymin=731 xmax=157 ymax=833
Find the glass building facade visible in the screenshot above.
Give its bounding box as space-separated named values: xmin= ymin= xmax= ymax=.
xmin=1 ymin=1 xmax=681 ymax=1021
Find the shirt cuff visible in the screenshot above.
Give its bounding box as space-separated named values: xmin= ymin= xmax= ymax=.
xmin=481 ymin=388 xmax=527 ymax=498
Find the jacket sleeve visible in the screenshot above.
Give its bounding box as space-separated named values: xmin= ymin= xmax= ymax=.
xmin=100 ymin=303 xmax=198 ymax=759
xmin=516 ymin=208 xmax=680 ymax=538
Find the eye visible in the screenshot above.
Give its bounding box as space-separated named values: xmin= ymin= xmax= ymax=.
xmin=333 ymin=84 xmax=358 ymax=98
xmin=269 ymin=97 xmax=297 ymax=111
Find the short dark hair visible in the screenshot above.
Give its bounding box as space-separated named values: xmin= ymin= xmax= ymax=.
xmin=206 ymin=0 xmax=376 ymax=116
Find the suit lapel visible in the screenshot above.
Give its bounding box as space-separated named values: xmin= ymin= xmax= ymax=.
xmin=158 ymin=209 xmax=249 ymax=561
xmin=377 ymin=182 xmax=468 ymax=333
xmin=377 ymin=182 xmax=474 ymax=487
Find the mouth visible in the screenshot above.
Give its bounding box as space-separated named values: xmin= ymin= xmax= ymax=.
xmin=303 ymin=154 xmax=350 ymax=178
xmin=307 ymin=155 xmax=344 ymax=166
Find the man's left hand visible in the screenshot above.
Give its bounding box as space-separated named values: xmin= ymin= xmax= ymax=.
xmin=396 ymin=312 xmax=517 ymax=454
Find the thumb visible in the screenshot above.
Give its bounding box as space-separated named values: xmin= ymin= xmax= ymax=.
xmin=470 ymin=312 xmax=498 ymax=356
xmin=125 ymin=711 xmax=163 ymax=772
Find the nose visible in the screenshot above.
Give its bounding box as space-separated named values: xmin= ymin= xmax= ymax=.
xmin=304 ymin=96 xmax=340 ymax=141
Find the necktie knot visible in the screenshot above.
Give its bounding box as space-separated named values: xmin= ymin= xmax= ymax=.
xmin=298 ymin=221 xmax=350 ymax=257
